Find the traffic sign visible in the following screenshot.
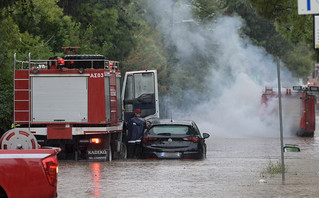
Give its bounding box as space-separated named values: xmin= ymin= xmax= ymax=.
xmin=298 ymin=0 xmax=319 ymax=15
xmin=314 ymin=15 xmax=319 ymax=48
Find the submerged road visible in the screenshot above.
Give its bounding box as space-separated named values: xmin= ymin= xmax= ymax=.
xmin=58 ymin=132 xmax=319 ymax=197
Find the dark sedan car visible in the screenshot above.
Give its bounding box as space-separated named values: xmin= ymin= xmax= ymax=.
xmin=141 ymin=119 xmax=210 ymax=159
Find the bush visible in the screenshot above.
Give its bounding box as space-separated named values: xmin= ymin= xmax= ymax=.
xmin=260 ymin=158 xmax=287 ymax=178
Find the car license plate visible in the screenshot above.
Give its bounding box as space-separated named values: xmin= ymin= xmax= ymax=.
xmin=160 ymin=152 xmax=181 ymax=158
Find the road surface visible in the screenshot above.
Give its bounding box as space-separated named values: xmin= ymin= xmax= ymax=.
xmin=57 ymin=133 xmax=319 ymax=197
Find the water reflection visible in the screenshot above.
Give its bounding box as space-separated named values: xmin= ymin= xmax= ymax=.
xmin=294 ymin=135 xmax=319 ymax=159
xmin=58 ymin=135 xmax=319 ymax=197
xmin=91 ymin=162 xmax=100 ymax=197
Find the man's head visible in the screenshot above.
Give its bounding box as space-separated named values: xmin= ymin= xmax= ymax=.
xmin=134 ymin=109 xmax=141 ymax=116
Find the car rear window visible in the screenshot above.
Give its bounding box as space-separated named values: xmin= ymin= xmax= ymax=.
xmin=149 ymin=125 xmax=191 ymax=135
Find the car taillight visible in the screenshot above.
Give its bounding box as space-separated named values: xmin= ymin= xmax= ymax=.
xmin=42 ymin=156 xmax=58 ymax=186
xmin=183 ymin=137 xmax=199 ymax=143
xmin=142 ymin=137 xmax=157 ymax=142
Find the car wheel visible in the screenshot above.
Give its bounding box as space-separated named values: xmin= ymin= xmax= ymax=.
xmin=107 ymin=147 xmax=112 ymax=162
xmin=201 ymin=146 xmax=206 ymax=160
xmin=0 ymin=186 xmax=7 ymax=198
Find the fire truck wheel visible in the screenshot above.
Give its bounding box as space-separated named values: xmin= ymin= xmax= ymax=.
xmin=113 ymin=142 xmax=127 ymax=160
xmin=119 ymin=142 xmax=127 ymax=159
xmin=107 ymin=148 xmax=112 ymax=162
xmin=0 ymin=129 xmax=38 ymax=149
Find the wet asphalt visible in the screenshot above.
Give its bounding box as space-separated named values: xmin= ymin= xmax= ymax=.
xmin=57 ymin=131 xmax=319 ymax=197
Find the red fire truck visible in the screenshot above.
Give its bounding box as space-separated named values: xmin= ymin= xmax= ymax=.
xmin=307 ymin=72 xmax=319 ymax=109
xmin=3 ymin=51 xmax=159 ymax=161
xmin=261 ymin=86 xmax=318 ymax=137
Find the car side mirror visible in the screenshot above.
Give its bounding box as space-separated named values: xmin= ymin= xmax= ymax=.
xmin=203 ymin=133 xmax=210 ymax=139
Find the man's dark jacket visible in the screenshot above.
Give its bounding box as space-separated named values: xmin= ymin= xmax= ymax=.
xmin=127 ymin=116 xmax=146 ymax=141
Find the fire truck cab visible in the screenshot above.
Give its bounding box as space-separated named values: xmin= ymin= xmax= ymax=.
xmin=8 ymin=52 xmax=159 ymax=161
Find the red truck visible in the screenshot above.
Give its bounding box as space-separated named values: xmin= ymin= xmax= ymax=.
xmin=0 ymin=129 xmax=59 ymax=198
xmin=261 ymin=86 xmax=318 ymax=136
xmin=0 ymin=149 xmax=59 ymax=198
xmin=6 ymin=49 xmax=159 ymax=161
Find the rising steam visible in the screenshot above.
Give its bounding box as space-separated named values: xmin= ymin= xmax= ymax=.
xmin=144 ymin=0 xmax=300 ymax=137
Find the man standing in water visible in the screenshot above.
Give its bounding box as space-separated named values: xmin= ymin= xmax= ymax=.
xmin=127 ymin=109 xmax=146 ymax=158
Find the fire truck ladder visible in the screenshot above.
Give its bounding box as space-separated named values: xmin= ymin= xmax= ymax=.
xmin=13 ymin=53 xmax=32 ymax=130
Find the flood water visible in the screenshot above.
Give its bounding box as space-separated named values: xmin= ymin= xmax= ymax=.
xmin=58 ymin=131 xmax=319 ymax=197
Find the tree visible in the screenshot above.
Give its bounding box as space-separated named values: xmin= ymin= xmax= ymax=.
xmin=193 ymin=0 xmax=314 ymax=78
xmin=247 ymin=0 xmax=315 ymax=76
xmin=7 ymin=0 xmax=76 ymax=53
xmin=58 ymin=0 xmax=138 ymax=60
xmin=249 ymin=0 xmax=314 ymax=44
xmin=122 ymin=21 xmax=169 ymax=95
xmin=0 ymin=8 xmax=54 ymax=134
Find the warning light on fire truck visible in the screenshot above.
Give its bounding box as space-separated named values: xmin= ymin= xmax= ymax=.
xmin=57 ymin=58 xmax=65 ymax=66
xmin=32 ymin=67 xmax=39 ymax=74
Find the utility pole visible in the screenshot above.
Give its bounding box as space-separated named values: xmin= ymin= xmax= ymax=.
xmin=163 ymin=0 xmax=175 ymax=119
xmin=168 ymin=0 xmax=175 ymax=62
xmin=276 ymin=57 xmax=285 ymax=184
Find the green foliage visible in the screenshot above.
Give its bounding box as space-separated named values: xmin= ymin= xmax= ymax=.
xmin=0 ymin=0 xmax=15 ymax=9
xmin=196 ymin=0 xmax=314 ymax=77
xmin=0 ymin=0 xmax=159 ymax=132
xmin=192 ymin=0 xmax=223 ymax=20
xmin=0 ymin=0 xmax=317 ymax=131
xmin=121 ymin=2 xmax=169 ymax=95
xmin=7 ymin=0 xmax=75 ymax=52
xmin=0 ymin=2 xmax=76 ymax=134
xmin=0 ymin=14 xmax=18 ymax=134
xmin=0 ymin=82 xmax=13 ymax=135
xmin=282 ymin=43 xmax=314 ymax=78
xmin=59 ymin=0 xmax=138 ymax=59
xmin=249 ymin=0 xmax=316 ymax=65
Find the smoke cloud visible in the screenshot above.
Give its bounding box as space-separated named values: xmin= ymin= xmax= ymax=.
xmin=144 ymin=0 xmax=300 ymax=138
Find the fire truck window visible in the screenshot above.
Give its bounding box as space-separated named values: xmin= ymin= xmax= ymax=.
xmin=134 ymin=73 xmax=155 ymax=98
xmin=125 ymin=75 xmax=134 ymax=101
xmin=124 ymin=75 xmax=134 ymax=113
